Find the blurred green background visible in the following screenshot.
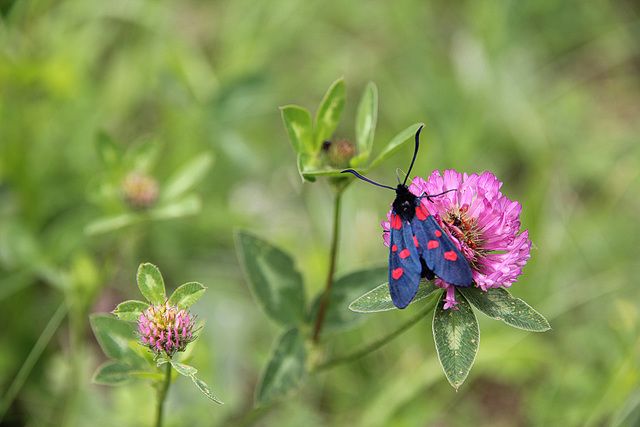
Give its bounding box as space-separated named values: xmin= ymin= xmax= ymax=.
xmin=1 ymin=0 xmax=639 ymax=425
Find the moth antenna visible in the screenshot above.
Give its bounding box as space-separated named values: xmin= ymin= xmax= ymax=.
xmin=418 ymin=188 xmax=457 ymax=203
xmin=403 ymin=125 xmax=424 ymax=186
xmin=341 ymin=169 xmax=395 ymax=190
xmin=395 ymin=169 xmax=412 ymax=185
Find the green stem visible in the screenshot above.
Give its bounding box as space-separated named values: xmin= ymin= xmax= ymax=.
xmin=312 ymin=190 xmax=343 ymax=343
xmin=0 ymin=302 xmax=68 ymax=421
xmin=313 ymin=294 xmax=440 ymax=372
xmin=155 ymin=362 xmax=172 ymax=427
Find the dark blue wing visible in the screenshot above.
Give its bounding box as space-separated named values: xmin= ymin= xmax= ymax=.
xmin=388 ymin=212 xmax=422 ymax=309
xmin=411 ymin=205 xmax=473 ymax=287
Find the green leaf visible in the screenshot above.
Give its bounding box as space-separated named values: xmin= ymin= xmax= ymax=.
xmin=368 ymin=123 xmax=424 ymax=171
xmin=149 ymin=194 xmax=202 ymax=220
xmin=433 ymin=290 xmax=479 ymax=390
xmin=309 ymin=267 xmax=387 ymax=333
xmin=89 ymin=314 xmax=146 ymax=369
xmin=355 ymin=82 xmax=378 ymax=162
xmin=91 ymin=361 xmax=133 ymax=385
xmin=161 ymin=152 xmax=214 ymax=202
xmin=314 ymin=77 xmax=346 ymax=150
xmin=95 ymin=131 xmax=122 ymax=167
xmin=297 ymin=152 xmax=318 ymax=180
xmin=459 ymin=287 xmax=551 ymax=332
xmin=349 ymin=280 xmax=440 ymax=313
xmin=170 ymin=360 xmax=198 ymax=376
xmin=235 ymin=231 xmax=306 ymax=326
xmin=281 ymin=105 xmax=314 ymax=154
xmin=256 ymin=328 xmax=306 ymax=405
xmin=112 ymin=300 xmax=149 ymax=322
xmin=170 ymin=361 xmax=224 ymax=404
xmin=84 ymin=213 xmax=141 ymax=236
xmin=136 ymin=263 xmax=166 ymax=305
xmin=168 ymin=282 xmax=206 ymax=310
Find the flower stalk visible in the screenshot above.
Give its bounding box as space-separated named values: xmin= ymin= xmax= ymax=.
xmin=312 ymin=189 xmax=344 ymax=343
xmin=155 ymin=362 xmax=172 ymax=427
xmin=313 ymin=292 xmax=439 ymax=372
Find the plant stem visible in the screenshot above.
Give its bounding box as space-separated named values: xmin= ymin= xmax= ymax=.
xmin=312 ymin=190 xmax=343 ymax=343
xmin=155 ymin=362 xmax=172 ymax=427
xmin=0 ymin=302 xmax=68 ymax=421
xmin=313 ymin=294 xmax=439 ymax=372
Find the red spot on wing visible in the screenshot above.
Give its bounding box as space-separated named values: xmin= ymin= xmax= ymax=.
xmin=435 ymin=230 xmax=442 ymax=237
xmin=444 ymin=251 xmax=458 ymax=261
xmin=392 ymin=268 xmax=403 ymax=280
xmin=427 ymin=240 xmax=439 ymax=249
xmin=391 ymin=244 xmax=398 ymax=252
xmin=415 ymin=205 xmax=429 ymax=221
xmin=413 ymin=236 xmax=419 ymax=247
xmin=399 ymin=249 xmax=411 ymax=259
xmin=391 ymin=214 xmax=402 ymax=230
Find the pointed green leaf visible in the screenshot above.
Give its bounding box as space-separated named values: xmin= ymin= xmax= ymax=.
xmin=349 ymin=280 xmax=439 ymax=312
xmin=161 ymin=152 xmax=214 ymax=202
xmin=112 ymin=300 xmax=149 ymax=322
xmin=256 ymin=328 xmax=306 ymax=405
xmin=168 ymin=282 xmax=206 ymax=310
xmin=459 ymin=287 xmax=551 ymax=332
xmin=309 ymin=267 xmax=387 ymax=333
xmin=191 ymin=374 xmax=224 ymax=404
xmin=433 ymin=290 xmax=479 ymax=390
xmin=281 ymin=105 xmax=314 ymax=154
xmin=170 ymin=361 xmax=224 ymax=404
xmin=355 ymin=82 xmax=378 ymax=162
xmin=136 ymin=263 xmax=166 ymax=304
xmin=368 ymin=123 xmax=424 ymax=171
xmin=91 ymin=361 xmax=133 ymax=385
xmin=170 ymin=361 xmax=198 ymax=376
xmin=95 ymin=131 xmax=123 ymax=167
xmin=235 ymin=231 xmax=306 ymax=326
xmin=314 ymin=78 xmax=345 ymax=150
xmin=89 ymin=314 xmax=146 ymax=368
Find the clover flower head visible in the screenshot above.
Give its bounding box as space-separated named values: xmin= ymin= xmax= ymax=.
xmin=138 ymin=300 xmax=197 ymax=357
xmin=122 ymin=171 xmax=159 ymax=209
xmin=382 ymin=169 xmax=532 ymax=309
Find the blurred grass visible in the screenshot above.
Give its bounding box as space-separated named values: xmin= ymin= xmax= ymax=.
xmin=1 ymin=0 xmax=639 ymax=425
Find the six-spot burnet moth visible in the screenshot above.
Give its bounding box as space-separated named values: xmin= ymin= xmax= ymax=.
xmin=342 ymin=126 xmax=473 ymax=309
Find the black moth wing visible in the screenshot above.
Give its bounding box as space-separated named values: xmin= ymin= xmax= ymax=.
xmin=388 ymin=211 xmax=423 ymax=309
xmin=411 ymin=201 xmax=473 ymax=287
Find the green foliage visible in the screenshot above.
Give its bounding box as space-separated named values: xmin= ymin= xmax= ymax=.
xmin=280 ymin=78 xmax=421 ymax=182
xmin=309 ymin=267 xmax=387 ymax=333
xmin=136 ymin=263 xmax=167 ymax=305
xmin=349 ymin=280 xmax=440 ymax=313
xmin=459 ymin=286 xmax=551 ymax=332
xmin=432 ymin=291 xmax=479 ymax=390
xmin=170 ymin=361 xmax=223 ymax=405
xmin=89 ymin=315 xmax=147 ymax=370
xmin=1 ymin=0 xmax=639 ymax=425
xmin=235 ymin=231 xmax=306 ymax=327
xmin=112 ymin=300 xmax=150 ymax=322
xmin=167 ymin=282 xmax=207 ymax=311
xmin=256 ymin=328 xmax=306 ymax=406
